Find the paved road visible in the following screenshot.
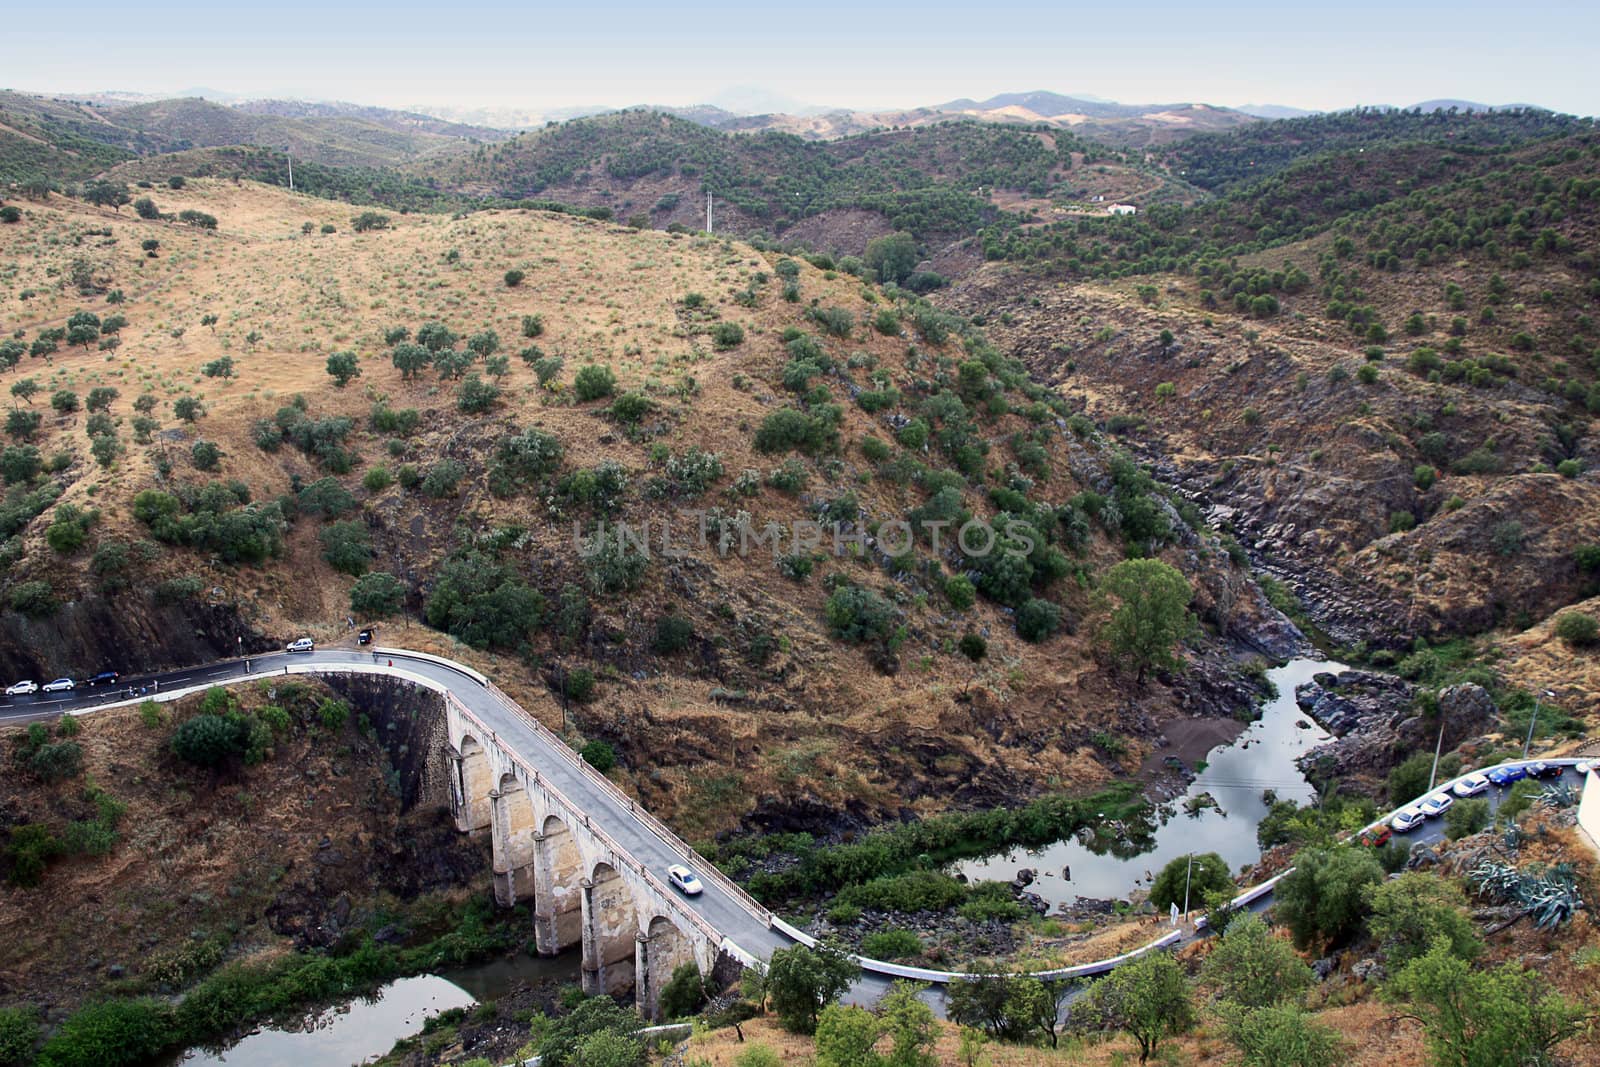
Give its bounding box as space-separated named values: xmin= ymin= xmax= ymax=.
xmin=1 ymin=648 xmax=795 ymax=967
xmin=4 ymin=649 xmax=1588 ymax=1001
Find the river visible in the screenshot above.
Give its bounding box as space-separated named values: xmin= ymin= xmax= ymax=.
xmin=957 ymin=657 xmax=1339 ymax=907
xmin=168 ymin=951 xmax=580 ymax=1067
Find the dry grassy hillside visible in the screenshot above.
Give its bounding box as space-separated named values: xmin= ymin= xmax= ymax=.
xmin=947 ymin=236 xmax=1600 ymax=718
xmin=0 ymin=182 xmax=1275 ymax=837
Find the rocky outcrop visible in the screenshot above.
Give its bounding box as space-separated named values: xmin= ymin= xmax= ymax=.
xmin=1293 ymin=671 xmax=1496 ymax=790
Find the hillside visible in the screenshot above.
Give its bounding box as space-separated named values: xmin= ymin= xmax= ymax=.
xmin=431 ymin=110 xmax=1184 ymax=251
xmin=945 ymin=130 xmax=1600 ymax=716
xmin=0 ymin=90 xmax=506 ymax=184
xmin=0 ymin=179 xmax=1284 ymax=840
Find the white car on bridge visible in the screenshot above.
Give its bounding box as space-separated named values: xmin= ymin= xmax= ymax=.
xmin=1452 ymin=773 xmax=1489 ymax=798
xmin=5 ymin=680 xmax=38 ymax=696
xmin=286 ymin=638 xmax=315 ymax=653
xmin=667 ymin=864 xmax=704 ymax=896
xmin=42 ymin=677 xmax=76 ymax=693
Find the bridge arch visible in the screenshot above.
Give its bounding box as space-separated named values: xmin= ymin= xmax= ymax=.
xmin=582 ymin=860 xmax=639 ymax=997
xmin=452 ymin=734 xmax=495 ymax=832
xmin=533 ymin=813 xmax=586 ymax=956
xmin=639 ymin=914 xmax=700 ymax=1020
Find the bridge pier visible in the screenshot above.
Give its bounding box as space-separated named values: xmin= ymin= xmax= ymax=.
xmin=489 ymin=777 xmax=537 ymax=908
xmin=532 ymin=822 xmax=584 ymax=955
xmin=450 ymin=738 xmax=493 ymax=833
xmin=579 ymin=878 xmax=601 ymax=996
xmin=634 ymin=932 xmax=653 ymax=1018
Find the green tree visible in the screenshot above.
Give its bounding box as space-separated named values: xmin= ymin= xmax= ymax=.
xmin=1271 ymin=846 xmax=1383 ymax=950
xmin=537 ymin=996 xmax=644 ymax=1067
xmin=865 ymin=232 xmax=919 ymax=286
xmin=1083 ymin=952 xmax=1194 ymax=1064
xmin=1148 ymin=852 xmax=1233 ymax=912
xmin=1100 ymin=558 xmax=1195 ymax=681
xmin=1387 ymin=751 xmax=1434 ymax=805
xmin=0 ymin=1005 xmax=40 ymax=1067
xmin=1554 ymin=611 xmax=1598 ymax=648
xmin=766 ymin=941 xmax=859 ymax=1034
xmin=1389 ymin=940 xmax=1587 ymax=1067
xmin=1222 ymin=1005 xmax=1344 ymax=1067
xmin=172 ymin=396 xmax=205 ymax=422
xmin=1363 ymin=872 xmax=1480 ymax=968
xmin=1199 ymin=913 xmax=1312 ymax=1009
xmin=657 ymin=962 xmax=707 ymax=1019
xmin=82 ymin=180 xmax=131 ymax=213
xmin=171 ymin=714 xmax=246 ymax=767
xmin=391 ymin=342 xmax=431 ymax=380
xmin=319 ymin=520 xmax=373 ymax=576
xmin=815 ymin=1003 xmax=880 ymax=1067
xmin=325 ymin=351 xmax=361 ymax=387
xmin=350 ymin=572 xmax=406 ymax=619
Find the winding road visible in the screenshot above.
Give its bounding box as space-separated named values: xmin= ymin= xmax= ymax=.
xmin=1 ymin=647 xmax=1589 ymax=999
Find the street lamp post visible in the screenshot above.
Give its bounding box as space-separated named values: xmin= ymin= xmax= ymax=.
xmin=1523 ymin=688 xmax=1557 ymax=758
xmin=1181 ymin=853 xmax=1194 ymax=917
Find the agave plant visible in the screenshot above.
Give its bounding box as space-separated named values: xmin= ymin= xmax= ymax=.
xmin=1538 ymin=781 xmax=1579 ymax=809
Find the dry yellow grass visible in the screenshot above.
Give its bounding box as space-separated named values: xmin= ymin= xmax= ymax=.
xmin=1 ymin=180 xmax=1231 ymax=834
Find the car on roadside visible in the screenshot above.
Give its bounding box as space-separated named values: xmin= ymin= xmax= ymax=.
xmin=1525 ymin=761 xmax=1564 ymax=779
xmin=5 ymin=680 xmax=38 ymax=696
xmin=1391 ymin=806 xmax=1427 ymax=833
xmin=1452 ymin=773 xmax=1490 ymax=798
xmin=286 ymin=638 xmax=315 ymax=653
xmin=667 ymin=864 xmax=703 ymax=896
xmin=1417 ymin=791 xmax=1454 ymax=818
xmin=42 ymin=678 xmax=75 ymax=693
xmin=1578 ymin=760 xmax=1596 ymax=776
xmin=1358 ymin=825 xmax=1393 ymax=848
xmin=1486 ymin=764 xmax=1528 ymax=787
xmin=87 ymin=671 xmax=120 ymax=687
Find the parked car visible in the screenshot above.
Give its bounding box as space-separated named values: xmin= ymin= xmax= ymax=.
xmin=1525 ymin=761 xmax=1564 ymax=779
xmin=1452 ymin=773 xmax=1490 ymax=798
xmin=1358 ymin=825 xmax=1393 ymax=848
xmin=42 ymin=678 xmax=75 ymax=693
xmin=5 ymin=680 xmax=38 ymax=696
xmin=667 ymin=864 xmax=703 ymax=896
xmin=1417 ymin=791 xmax=1454 ymax=818
xmin=286 ymin=638 xmax=315 ymax=653
xmin=1391 ymin=806 xmax=1427 ymax=833
xmin=87 ymin=671 xmax=120 ymax=687
xmin=1577 ymin=760 xmax=1596 ymax=776
xmin=1486 ymin=764 xmax=1528 ymax=787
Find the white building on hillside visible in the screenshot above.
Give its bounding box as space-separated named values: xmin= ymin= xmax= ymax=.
xmin=1108 ymin=203 xmax=1138 ymax=216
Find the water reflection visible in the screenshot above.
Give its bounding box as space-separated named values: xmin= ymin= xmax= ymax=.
xmin=169 ymin=951 xmax=580 ymax=1067
xmin=957 ymin=658 xmax=1338 ymax=907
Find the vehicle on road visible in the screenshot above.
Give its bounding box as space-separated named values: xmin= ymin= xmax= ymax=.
xmin=42 ymin=678 xmax=75 ymax=693
xmin=1358 ymin=825 xmax=1393 ymax=848
xmin=1417 ymin=791 xmax=1454 ymax=818
xmin=1486 ymin=764 xmax=1528 ymax=787
xmin=5 ymin=680 xmax=38 ymax=696
xmin=87 ymin=671 xmax=120 ymax=686
xmin=1525 ymin=761 xmax=1563 ymax=779
xmin=1578 ymin=760 xmax=1596 ymax=776
xmin=1391 ymin=806 xmax=1426 ymax=833
xmin=286 ymin=638 xmax=315 ymax=653
xmin=667 ymin=864 xmax=703 ymax=896
xmin=1452 ymin=773 xmax=1490 ymax=797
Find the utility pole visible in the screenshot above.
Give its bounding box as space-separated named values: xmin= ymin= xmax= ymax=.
xmin=1523 ymin=688 xmax=1556 ymax=758
xmin=1426 ymin=704 xmax=1447 ymax=793
xmin=1181 ymin=853 xmax=1193 ymax=917
xmin=286 ymin=148 xmax=294 ymax=194
xmin=705 ymin=191 xmax=712 ymax=234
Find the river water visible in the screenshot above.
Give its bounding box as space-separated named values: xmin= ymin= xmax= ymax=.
xmin=169 ymin=951 xmax=580 ymax=1067
xmin=957 ymin=658 xmax=1339 ymax=907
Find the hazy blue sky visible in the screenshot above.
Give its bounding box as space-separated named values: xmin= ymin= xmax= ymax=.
xmin=4 ymin=0 xmax=1596 ymax=117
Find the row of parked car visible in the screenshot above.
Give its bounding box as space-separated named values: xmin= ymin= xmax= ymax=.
xmin=5 ymin=671 xmax=120 ymax=697
xmin=1388 ymin=760 xmax=1575 ymax=834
